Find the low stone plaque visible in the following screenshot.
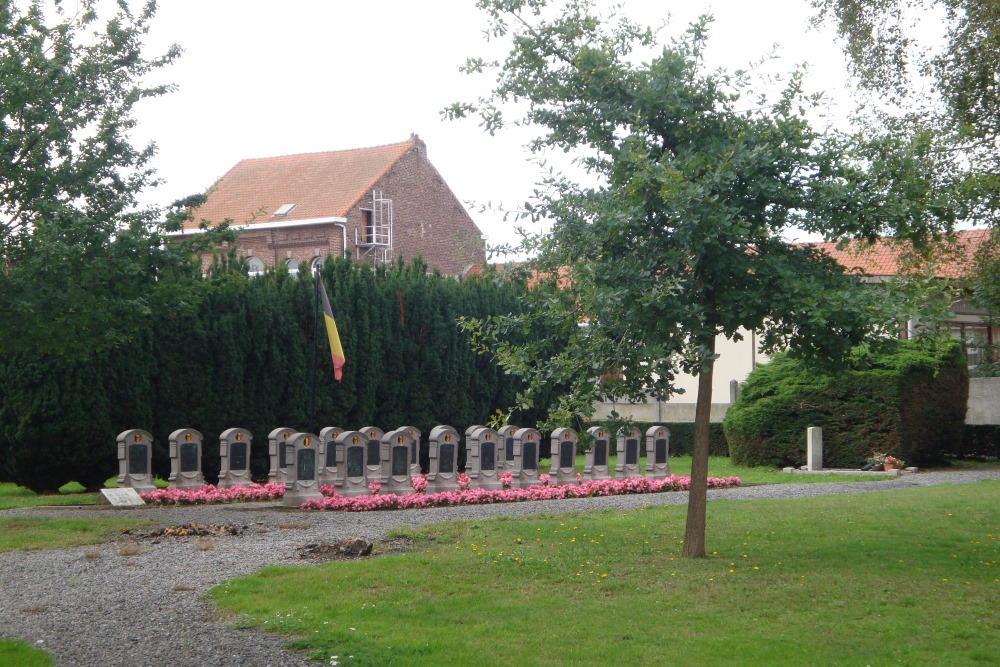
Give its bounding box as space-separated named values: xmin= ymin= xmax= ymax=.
xmin=481 ymin=442 xmax=495 ymax=471
xmin=523 ymin=442 xmax=537 ymax=471
xmin=97 ymin=488 xmax=145 ymax=508
xmin=326 ymin=442 xmax=338 ymax=468
xmin=128 ymin=444 xmax=148 ymax=475
xmin=230 ymin=442 xmax=248 ymax=471
xmin=625 ymin=439 xmax=638 ymax=465
xmin=655 ymin=438 xmax=667 ymax=464
xmin=594 ymin=441 xmax=607 ymax=466
xmin=559 ymin=442 xmax=574 ymax=469
xmin=439 ymin=443 xmax=455 ymax=473
xmin=180 ymin=442 xmax=199 ymax=473
xmin=392 ymin=446 xmax=408 ymax=476
xmin=297 ymin=448 xmax=316 ymax=481
xmin=347 ymin=447 xmax=364 ymax=478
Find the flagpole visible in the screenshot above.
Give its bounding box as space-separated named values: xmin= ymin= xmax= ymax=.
xmin=309 ymin=271 xmax=320 ymax=435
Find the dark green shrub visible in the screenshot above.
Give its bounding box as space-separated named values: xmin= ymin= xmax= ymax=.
xmin=957 ymin=425 xmax=1000 ymax=460
xmin=723 ymin=340 xmax=968 ymax=468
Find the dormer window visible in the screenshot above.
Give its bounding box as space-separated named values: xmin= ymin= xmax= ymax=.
xmin=272 ymin=203 xmax=296 ymax=217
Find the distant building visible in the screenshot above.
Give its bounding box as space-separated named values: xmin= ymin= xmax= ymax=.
xmin=174 ymin=134 xmax=486 ymax=276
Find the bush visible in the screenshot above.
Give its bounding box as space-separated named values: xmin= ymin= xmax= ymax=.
xmin=957 ymin=425 xmax=1000 ymax=460
xmin=723 ymin=340 xmax=968 ymax=469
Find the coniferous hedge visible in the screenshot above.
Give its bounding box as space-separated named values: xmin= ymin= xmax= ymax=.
xmin=0 ymin=258 xmax=549 ymax=492
xmin=723 ymin=340 xmax=969 ymax=469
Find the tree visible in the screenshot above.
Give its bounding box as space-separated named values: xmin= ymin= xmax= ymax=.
xmin=0 ymin=0 xmax=206 ymax=356
xmin=449 ymin=0 xmax=960 ymax=557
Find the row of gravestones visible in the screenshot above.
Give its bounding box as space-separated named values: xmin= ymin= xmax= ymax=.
xmin=115 ymin=425 xmax=672 ymax=508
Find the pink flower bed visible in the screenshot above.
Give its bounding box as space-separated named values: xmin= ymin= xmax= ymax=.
xmin=140 ymin=482 xmax=285 ymax=505
xmin=302 ymin=475 xmax=742 ymax=512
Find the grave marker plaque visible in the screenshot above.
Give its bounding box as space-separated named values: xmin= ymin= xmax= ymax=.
xmin=97 ymin=487 xmax=145 ymax=508
xmin=318 ymin=426 xmax=344 ymax=485
xmin=428 ymin=425 xmax=461 ymax=493
xmin=397 ymin=425 xmax=423 ymax=477
xmin=333 ymin=431 xmax=370 ymax=497
xmin=549 ymin=427 xmax=579 ymax=485
xmin=512 ymin=427 xmax=542 ymax=488
xmin=167 ymin=428 xmax=206 ymax=492
xmin=116 ymin=429 xmax=155 ymax=492
xmin=359 ymin=426 xmax=385 ymax=479
xmin=282 ymin=432 xmax=323 ymax=507
xmin=379 ymin=429 xmax=415 ymax=495
xmin=219 ymin=428 xmax=253 ymax=488
xmin=268 ymin=427 xmax=295 ymax=483
xmin=645 ymin=425 xmax=671 ymax=479
xmin=467 ymin=426 xmax=501 ymax=490
xmin=347 ymin=447 xmax=364 ymax=478
xmin=583 ymin=426 xmax=612 ymax=481
xmin=616 ymin=428 xmax=642 ymax=479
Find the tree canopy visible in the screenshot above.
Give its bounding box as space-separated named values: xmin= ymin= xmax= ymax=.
xmin=0 ymin=0 xmax=210 ymax=356
xmin=450 ymin=0 xmax=963 ymax=557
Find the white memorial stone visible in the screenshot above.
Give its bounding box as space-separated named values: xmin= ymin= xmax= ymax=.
xmin=97 ymin=488 xmax=146 ymax=507
xmin=807 ymin=427 xmax=823 ymax=471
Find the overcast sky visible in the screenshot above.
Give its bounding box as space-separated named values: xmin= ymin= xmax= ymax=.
xmin=130 ymin=0 xmax=859 ymax=252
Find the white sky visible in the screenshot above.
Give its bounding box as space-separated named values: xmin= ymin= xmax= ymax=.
xmin=130 ymin=0 xmax=860 ymax=253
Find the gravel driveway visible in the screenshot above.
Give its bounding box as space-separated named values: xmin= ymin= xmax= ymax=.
xmin=2 ymin=468 xmax=997 ymax=667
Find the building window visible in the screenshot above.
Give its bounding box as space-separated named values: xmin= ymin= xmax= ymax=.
xmin=311 ymin=256 xmax=324 ymax=277
xmin=286 ymin=259 xmax=299 ymax=278
xmin=247 ymin=256 xmax=265 ymax=278
xmin=951 ymin=323 xmax=994 ymax=368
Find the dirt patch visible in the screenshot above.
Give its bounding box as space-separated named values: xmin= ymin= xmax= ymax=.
xmin=297 ymin=536 xmax=413 ymax=563
xmin=122 ymin=523 xmax=247 ymax=539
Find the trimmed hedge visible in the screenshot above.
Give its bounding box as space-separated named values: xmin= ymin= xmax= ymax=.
xmin=957 ymin=425 xmax=1000 ymax=460
xmin=0 ymin=258 xmax=551 ymax=493
xmin=723 ymin=340 xmax=969 ymax=469
xmin=583 ymin=421 xmax=729 ymax=457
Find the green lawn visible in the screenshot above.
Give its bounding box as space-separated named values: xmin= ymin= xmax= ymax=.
xmin=0 ymin=482 xmax=99 ymax=510
xmin=0 ymin=639 xmax=53 ymax=667
xmin=209 ymin=480 xmax=1000 ymax=666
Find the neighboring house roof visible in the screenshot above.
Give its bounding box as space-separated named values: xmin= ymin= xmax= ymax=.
xmin=184 ymin=138 xmax=417 ymax=229
xmin=811 ymin=228 xmax=992 ymax=279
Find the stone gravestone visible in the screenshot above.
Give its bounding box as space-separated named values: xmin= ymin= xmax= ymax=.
xmin=467 ymin=426 xmax=501 ymax=490
xmin=497 ymin=425 xmax=520 ymax=473
xmin=282 ymin=432 xmax=324 ymax=507
xmin=116 ymin=429 xmax=155 ymax=493
xmin=318 ymin=426 xmax=344 ymax=485
xmin=583 ymin=426 xmax=612 ymax=481
xmin=333 ymin=430 xmax=370 ymax=497
xmin=548 ymin=427 xmax=579 ymax=486
xmin=268 ymin=427 xmax=296 ymax=483
xmin=168 ymin=428 xmax=206 ymax=490
xmin=380 ymin=429 xmax=415 ymax=495
xmin=807 ymin=427 xmax=823 ymax=471
xmin=218 ymin=428 xmax=253 ymax=488
xmin=358 ymin=426 xmax=385 ymax=482
xmin=428 ymin=425 xmax=460 ymax=493
xmin=513 ymin=427 xmax=543 ymax=488
xmin=97 ymin=487 xmax=145 ymax=508
xmin=397 ymin=425 xmax=423 ymax=477
xmin=645 ymin=425 xmax=671 ymax=480
xmin=616 ymin=427 xmax=642 ymax=479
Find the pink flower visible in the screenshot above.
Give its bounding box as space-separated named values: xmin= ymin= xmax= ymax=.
xmin=368 ymin=480 xmax=381 ymax=495
xmin=499 ymin=472 xmax=513 ymax=490
xmin=410 ymin=475 xmax=428 ymax=493
xmin=575 ymin=472 xmax=583 ymax=483
xmin=538 ymin=474 xmax=550 ymax=487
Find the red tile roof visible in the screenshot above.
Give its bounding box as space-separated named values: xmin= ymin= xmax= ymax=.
xmin=184 ymin=138 xmax=416 ymax=229
xmin=811 ymin=228 xmax=992 ymax=279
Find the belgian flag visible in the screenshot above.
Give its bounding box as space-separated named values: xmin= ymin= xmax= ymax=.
xmin=318 ymin=277 xmax=345 ymax=382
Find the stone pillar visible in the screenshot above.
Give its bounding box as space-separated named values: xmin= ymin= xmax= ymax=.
xmin=318 ymin=426 xmax=343 ymax=485
xmin=381 ymin=429 xmax=414 ymax=495
xmin=615 ymin=427 xmax=642 ymax=479
xmin=807 ymin=427 xmax=823 ymax=471
xmin=334 ymin=430 xmax=369 ymax=497
xmin=398 ymin=425 xmax=423 ymax=477
xmin=496 ymin=425 xmax=519 ymax=473
xmin=467 ymin=426 xmax=501 ymax=490
xmin=428 ymin=425 xmax=460 ymax=493
xmin=513 ymin=427 xmax=543 ymax=488
xmin=358 ymin=426 xmax=385 ymax=482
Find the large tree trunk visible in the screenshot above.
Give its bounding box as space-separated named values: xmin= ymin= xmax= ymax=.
xmin=682 ymin=336 xmax=716 ymax=558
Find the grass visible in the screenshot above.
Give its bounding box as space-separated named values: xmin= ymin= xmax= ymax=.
xmin=0 ymin=639 xmax=53 ymax=667
xmin=0 ymin=482 xmax=99 ymax=510
xmin=208 ymin=480 xmax=1000 ymax=666
xmin=0 ymin=517 xmax=154 ymax=553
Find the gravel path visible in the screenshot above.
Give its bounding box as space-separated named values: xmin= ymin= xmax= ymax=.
xmin=2 ymin=468 xmax=997 ymax=667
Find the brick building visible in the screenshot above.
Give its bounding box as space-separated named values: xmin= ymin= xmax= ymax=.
xmin=175 ymin=135 xmax=486 ymax=276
